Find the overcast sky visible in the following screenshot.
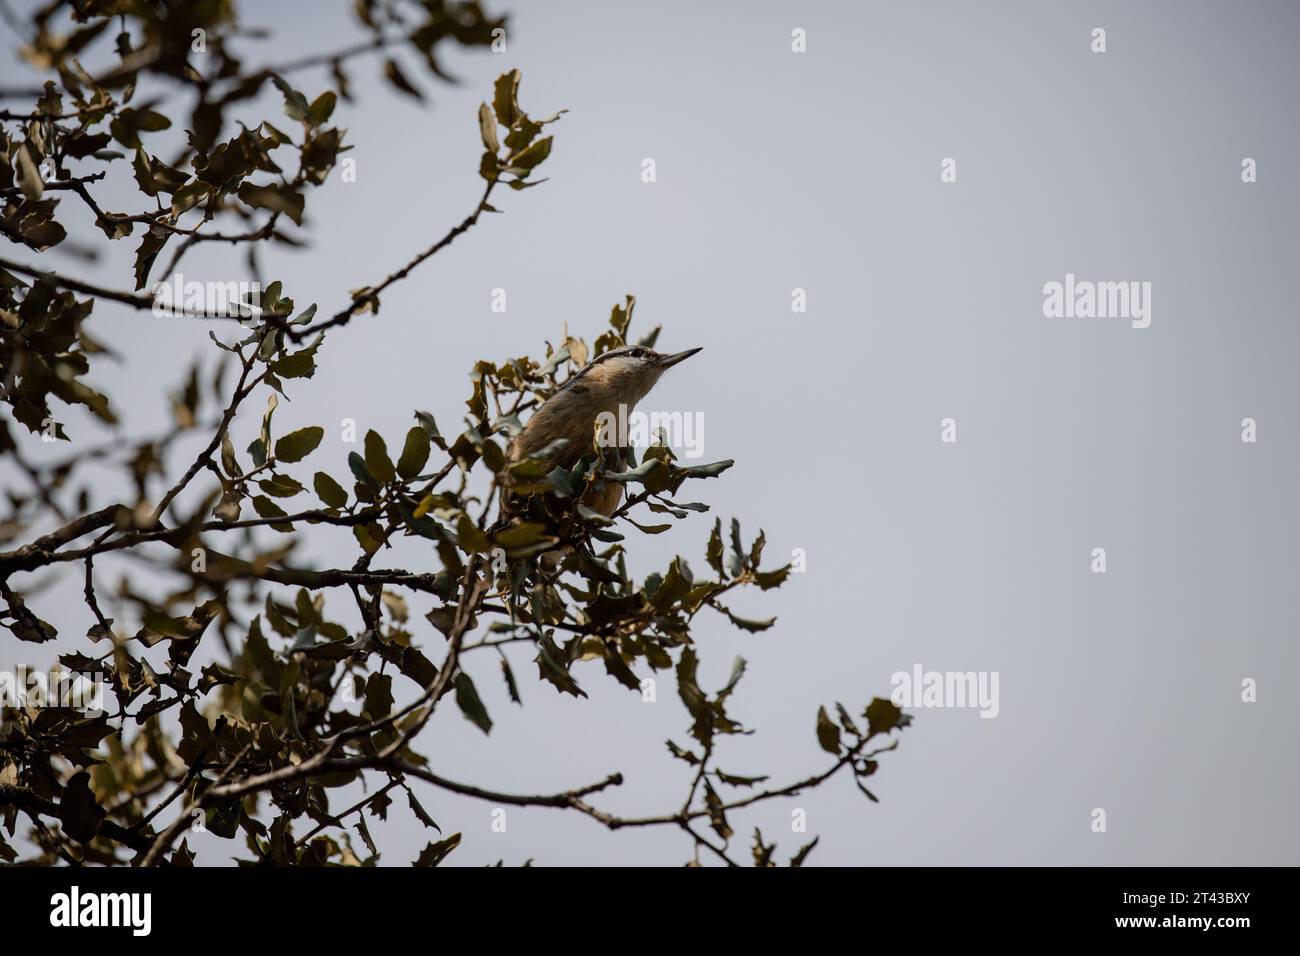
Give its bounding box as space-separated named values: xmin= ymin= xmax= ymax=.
xmin=3 ymin=0 xmax=1298 ymax=865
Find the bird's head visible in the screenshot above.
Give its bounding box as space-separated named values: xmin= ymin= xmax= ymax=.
xmin=561 ymin=344 xmax=702 ymax=409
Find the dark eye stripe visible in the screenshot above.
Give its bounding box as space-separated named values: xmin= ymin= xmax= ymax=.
xmin=553 ymin=346 xmax=641 ymax=394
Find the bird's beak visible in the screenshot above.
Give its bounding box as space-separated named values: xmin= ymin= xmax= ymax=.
xmin=656 ymin=347 xmax=702 ymax=369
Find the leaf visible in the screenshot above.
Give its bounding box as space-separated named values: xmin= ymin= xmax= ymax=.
xmin=269 ymin=341 xmax=319 ymax=379
xmin=171 ymin=179 xmax=209 ymax=216
xmin=9 ymin=589 xmax=56 ymax=643
xmin=500 ymin=657 xmax=522 ymax=705
xmin=651 ymin=557 xmax=694 ymax=610
xmin=789 ymin=837 xmax=820 ymax=868
xmin=313 ymin=472 xmax=347 ymax=509
xmin=258 ymin=474 xmax=303 ymax=498
xmin=680 ymin=459 xmax=734 ymax=479
xmin=364 ymin=430 xmax=396 ymax=484
xmin=252 ymin=495 xmax=293 ymax=532
xmin=306 ymin=90 xmax=337 ymax=126
xmin=665 ymin=740 xmax=699 ymax=765
xmin=705 ymin=518 xmax=724 ymax=576
xmin=258 ymin=393 xmax=278 ymax=461
xmin=703 ymin=781 xmax=732 ymax=840
xmin=492 ymin=70 xmax=521 ymax=127
xmin=396 ymin=426 xmax=430 ymax=480
xmin=407 ymin=790 xmax=440 ymax=831
xmin=715 ymin=769 xmax=769 ymax=788
xmin=14 ymin=142 xmax=44 ymax=200
xmin=212 ymin=487 xmax=242 ymax=523
xmin=237 ymin=182 xmax=304 ymax=226
xmin=753 ymin=565 xmax=791 ymax=590
xmin=274 ymin=426 xmax=323 ymax=463
xmin=133 ymin=229 xmax=168 ymax=290
xmin=816 ymin=706 xmax=842 ymax=755
xmin=413 ymin=833 xmax=461 ymax=866
xmin=271 ymin=75 xmax=309 ymax=121
xmin=58 ymin=771 xmax=104 ymax=844
xmin=865 ymin=697 xmax=907 ymax=737
xmin=454 ymin=672 xmax=492 ymax=734
xmin=384 ymin=58 xmax=423 ymax=100
xmin=456 ymin=514 xmax=490 ymax=553
xmin=363 ymin=673 xmax=393 ymax=719
xmin=492 ymin=521 xmax=549 ymax=551
xmin=728 ymin=518 xmax=745 ymax=576
xmin=478 ymin=102 xmax=500 ymax=153
xmin=348 ymin=452 xmax=376 ymax=488
xmin=220 ymin=434 xmax=243 ymax=478
xmin=716 ymin=604 xmax=776 ymax=633
xmin=509 ymin=135 xmax=552 ymax=171
xmin=414 ymin=411 xmax=447 ymax=450
xmin=535 ymin=632 xmax=586 ymax=698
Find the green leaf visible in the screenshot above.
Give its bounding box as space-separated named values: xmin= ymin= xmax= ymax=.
xmin=705 ymin=518 xmax=724 ymax=576
xmin=271 ymin=75 xmax=309 ymax=121
xmin=306 ymin=90 xmax=337 ymax=126
xmin=274 ymin=426 xmax=323 ymax=463
xmin=680 ymin=459 xmax=734 ymax=479
xmin=258 ymin=474 xmax=303 ymax=498
xmin=269 ymin=341 xmax=319 ymax=379
xmin=313 ymin=472 xmax=347 ymax=509
xmin=395 ymin=426 xmax=430 ymax=480
xmin=364 ymin=430 xmax=396 ymax=484
xmin=753 ymin=565 xmax=791 ymax=590
xmin=456 ymin=514 xmax=490 ymax=553
xmin=454 ymin=672 xmax=492 ymax=734
xmin=509 ymin=135 xmax=552 ymax=171
xmin=535 ymin=632 xmax=586 ymax=698
xmin=170 ymin=179 xmax=209 ymax=216
xmin=237 ymin=182 xmax=304 ymax=226
xmin=717 ymin=603 xmax=775 ymax=633
xmin=348 ymin=452 xmax=376 ymax=488
xmin=865 ymin=697 xmax=907 ymax=737
xmin=651 ymin=557 xmax=693 ymax=610
xmin=252 ymin=495 xmax=293 ymax=532
xmin=414 ymin=411 xmax=447 ymax=450
xmin=492 ymin=521 xmax=550 ymax=551
xmin=492 ymin=70 xmax=520 ymax=128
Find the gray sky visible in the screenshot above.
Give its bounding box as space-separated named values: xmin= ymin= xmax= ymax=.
xmin=3 ymin=0 xmax=1298 ymax=865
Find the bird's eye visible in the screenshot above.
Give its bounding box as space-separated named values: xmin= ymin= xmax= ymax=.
xmin=628 ymin=348 xmax=644 ymax=358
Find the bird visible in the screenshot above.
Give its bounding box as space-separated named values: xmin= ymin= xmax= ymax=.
xmin=505 ymin=344 xmax=702 ymax=517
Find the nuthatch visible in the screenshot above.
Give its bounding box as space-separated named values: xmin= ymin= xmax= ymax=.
xmin=507 ymin=345 xmax=702 ymax=516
